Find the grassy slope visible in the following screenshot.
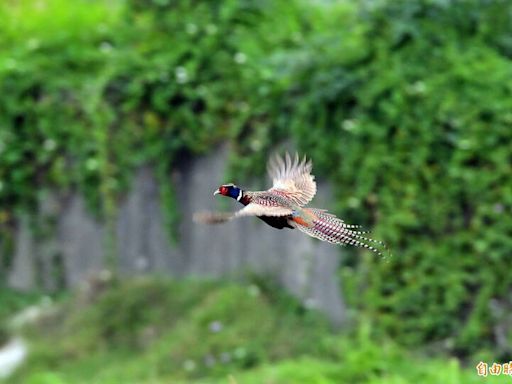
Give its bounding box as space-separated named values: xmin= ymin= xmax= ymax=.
xmin=2 ymin=278 xmax=507 ymax=384
xmin=0 ymin=288 xmax=43 ymax=346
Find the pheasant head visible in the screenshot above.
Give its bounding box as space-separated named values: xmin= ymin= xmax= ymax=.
xmin=214 ymin=183 xmax=243 ymax=201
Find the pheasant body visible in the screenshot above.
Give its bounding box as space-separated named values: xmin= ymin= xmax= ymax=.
xmin=238 ymin=191 xmax=294 ymax=229
xmin=194 ymin=153 xmax=388 ymax=257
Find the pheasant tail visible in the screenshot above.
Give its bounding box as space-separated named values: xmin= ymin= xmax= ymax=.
xmin=295 ymin=208 xmax=389 ymax=258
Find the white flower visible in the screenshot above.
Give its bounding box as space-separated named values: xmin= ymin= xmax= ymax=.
xmin=408 ymin=81 xmax=426 ymax=95
xmin=27 ymin=38 xmax=40 ymax=50
xmin=249 ymin=139 xmax=262 ymax=151
xmin=458 ymin=139 xmax=472 ymax=150
xmin=183 ymin=360 xmax=196 ymax=371
xmin=99 ymin=42 xmax=113 ymax=53
xmin=347 ymin=197 xmax=360 ymax=208
xmin=209 ymin=320 xmax=223 ymax=333
xmin=5 ymin=59 xmax=17 ymax=70
xmin=99 ymin=269 xmax=112 ymax=282
xmin=234 ymin=52 xmax=247 ymax=64
xmin=43 ymin=139 xmax=56 ymax=151
xmin=237 ymin=102 xmax=249 ymax=112
xmin=304 ymin=298 xmax=317 ymax=310
xmin=342 ymin=119 xmax=356 ymax=131
xmin=248 ymin=284 xmax=260 ymax=297
xmin=494 ymin=203 xmax=504 ymax=214
xmin=186 ymin=23 xmax=198 ymax=35
xmin=85 ymin=158 xmax=99 ymax=171
xmin=204 ymin=354 xmax=216 ymax=367
xmin=220 ymin=352 xmax=231 ymax=364
xmin=206 ymin=24 xmax=218 ymax=35
xmin=234 ymin=347 xmax=247 ymax=359
xmin=175 ymin=67 xmax=188 ymax=84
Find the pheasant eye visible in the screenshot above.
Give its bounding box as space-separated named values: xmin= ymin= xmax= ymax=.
xmin=220 ymin=186 xmax=228 ymax=194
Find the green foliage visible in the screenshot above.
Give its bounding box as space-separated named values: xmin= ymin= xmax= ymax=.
xmin=7 ymin=278 xmax=506 ymax=384
xmin=231 ymin=355 xmax=509 ymax=384
xmin=0 ymin=288 xmax=42 ymax=345
xmin=11 ymin=278 xmax=329 ymax=383
xmin=1 ymin=0 xmax=512 ymax=359
xmin=228 ymin=0 xmax=512 ymax=357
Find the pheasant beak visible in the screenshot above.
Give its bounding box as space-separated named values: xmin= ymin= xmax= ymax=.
xmin=213 ymin=189 xmax=220 ymax=196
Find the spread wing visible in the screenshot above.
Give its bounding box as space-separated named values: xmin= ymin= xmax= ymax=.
xmin=267 ymin=152 xmax=316 ymax=207
xmin=193 ymin=202 xmax=292 ymax=225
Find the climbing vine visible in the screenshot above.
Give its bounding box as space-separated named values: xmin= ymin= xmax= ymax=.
xmin=1 ymin=0 xmax=512 ymax=356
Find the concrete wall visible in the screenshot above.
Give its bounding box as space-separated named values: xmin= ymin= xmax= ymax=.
xmin=5 ymin=148 xmax=346 ymax=325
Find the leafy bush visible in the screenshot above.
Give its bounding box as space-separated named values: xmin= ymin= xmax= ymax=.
xmin=1 ymin=0 xmax=512 ymax=358
xmin=229 ymin=0 xmax=512 ymax=356
xmin=9 ymin=278 xmax=506 ymax=384
xmin=12 ymin=278 xmax=329 ymax=382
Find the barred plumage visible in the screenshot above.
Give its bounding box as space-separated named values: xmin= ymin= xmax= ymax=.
xmin=294 ymin=209 xmax=388 ymax=258
xmin=193 ymin=152 xmax=390 ymax=257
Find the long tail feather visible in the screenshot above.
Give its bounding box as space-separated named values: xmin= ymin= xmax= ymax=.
xmin=296 ymin=208 xmax=390 ymax=258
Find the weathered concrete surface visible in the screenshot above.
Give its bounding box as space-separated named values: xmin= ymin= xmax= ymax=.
xmin=7 ymin=216 xmax=36 ymax=291
xmin=5 ymin=148 xmax=346 ymax=325
xmin=58 ymin=195 xmax=106 ymax=287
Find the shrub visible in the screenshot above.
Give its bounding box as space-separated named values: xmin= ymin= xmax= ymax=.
xmin=1 ymin=0 xmax=511 ymax=357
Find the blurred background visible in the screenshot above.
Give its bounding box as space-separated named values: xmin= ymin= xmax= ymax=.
xmin=0 ymin=0 xmax=511 ymax=383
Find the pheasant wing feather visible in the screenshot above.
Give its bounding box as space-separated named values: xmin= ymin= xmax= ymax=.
xmin=267 ymin=152 xmax=316 ymax=207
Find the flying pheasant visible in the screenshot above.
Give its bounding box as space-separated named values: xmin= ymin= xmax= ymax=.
xmin=194 ymin=152 xmax=388 ymax=257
